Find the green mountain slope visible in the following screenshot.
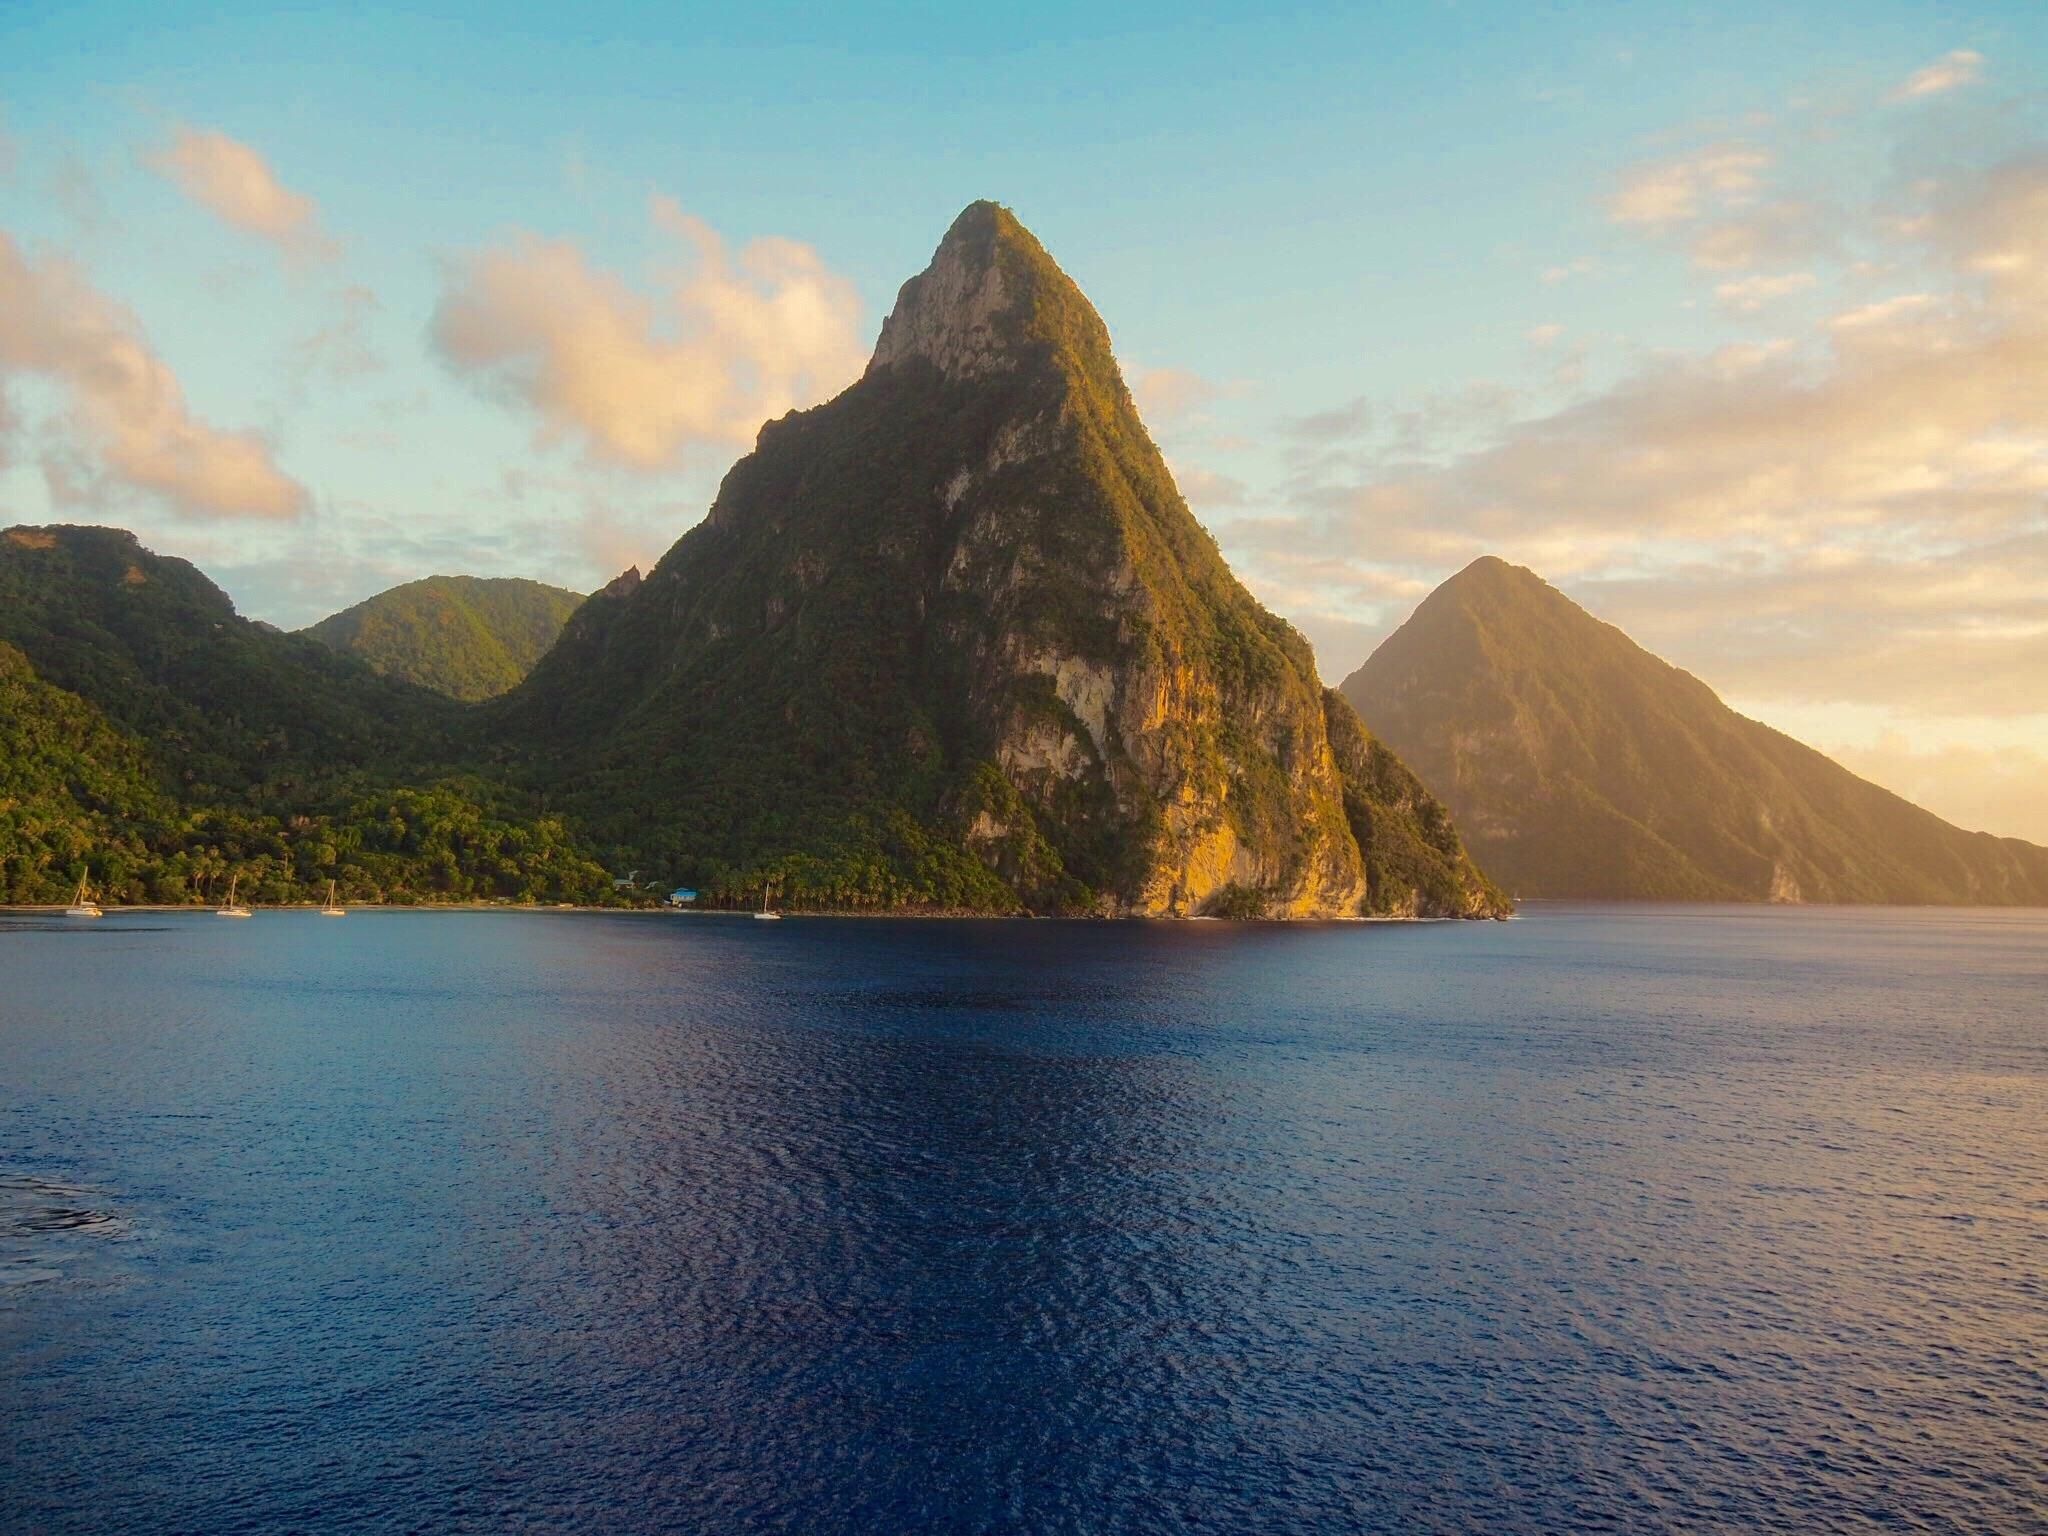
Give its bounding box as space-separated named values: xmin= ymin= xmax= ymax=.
xmin=0 ymin=639 xmax=178 ymax=902
xmin=494 ymin=202 xmax=1506 ymax=918
xmin=1339 ymin=556 xmax=2048 ymax=904
xmin=0 ymin=526 xmax=612 ymax=905
xmin=303 ymin=574 xmax=583 ymax=701
xmin=0 ymin=525 xmax=455 ymax=802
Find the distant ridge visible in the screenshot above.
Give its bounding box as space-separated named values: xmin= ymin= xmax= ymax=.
xmin=303 ymin=574 xmax=583 ymax=702
xmin=1340 ymin=556 xmax=2048 ymax=904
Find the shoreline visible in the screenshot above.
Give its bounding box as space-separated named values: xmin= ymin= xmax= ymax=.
xmin=0 ymin=902 xmax=1486 ymax=924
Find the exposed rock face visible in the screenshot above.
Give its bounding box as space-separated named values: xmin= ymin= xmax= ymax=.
xmin=500 ymin=203 xmax=1506 ymax=918
xmin=1341 ymin=556 xmax=2048 ymax=905
xmin=866 ymin=219 xmax=1014 ymax=379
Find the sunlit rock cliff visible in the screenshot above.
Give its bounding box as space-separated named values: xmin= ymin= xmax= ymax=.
xmin=497 ymin=202 xmax=1507 ymax=917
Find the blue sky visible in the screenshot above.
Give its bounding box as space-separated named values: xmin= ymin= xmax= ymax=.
xmin=2 ymin=0 xmax=2045 ymax=837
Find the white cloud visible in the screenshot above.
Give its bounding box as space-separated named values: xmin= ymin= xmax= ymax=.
xmin=1714 ymin=270 xmax=1817 ymax=313
xmin=1609 ymin=143 xmax=1771 ymax=227
xmin=1305 ymin=154 xmax=2048 ymax=557
xmin=1526 ymin=323 xmax=1566 ymax=347
xmin=1893 ymin=49 xmax=1984 ymax=101
xmin=1540 ymin=258 xmax=1597 ymax=285
xmin=0 ymin=232 xmax=307 ymax=519
xmin=1170 ymin=461 xmax=1249 ymax=509
xmin=432 ymin=197 xmax=865 ymax=471
xmin=145 ymin=124 xmax=337 ymax=262
xmin=1130 ymin=366 xmax=1221 ymax=424
xmin=1828 ymin=293 xmax=1940 ymax=331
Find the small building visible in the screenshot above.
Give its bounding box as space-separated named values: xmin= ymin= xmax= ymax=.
xmin=665 ymin=888 xmax=698 ymax=907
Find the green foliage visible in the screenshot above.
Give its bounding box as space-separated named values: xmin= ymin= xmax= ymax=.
xmin=1203 ymin=883 xmax=1272 ymax=919
xmin=0 ymin=531 xmax=619 ymax=907
xmin=0 ymin=525 xmax=459 ymax=806
xmin=951 ymin=760 xmax=1096 ymax=914
xmin=0 ymin=640 xmax=179 ymax=901
xmin=1341 ymin=556 xmax=2048 ymax=904
xmin=302 ymin=575 xmax=584 ymax=702
xmin=1322 ymin=689 xmax=1508 ymax=917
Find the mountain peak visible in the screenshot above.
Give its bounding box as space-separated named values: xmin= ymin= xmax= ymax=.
xmin=1342 ymin=561 xmax=2048 ymax=905
xmin=1441 ymin=555 xmax=1548 ymax=601
xmin=867 ymin=201 xmax=1102 ymax=380
xmin=503 ymin=203 xmax=1506 ymax=920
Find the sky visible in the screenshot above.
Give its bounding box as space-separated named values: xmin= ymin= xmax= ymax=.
xmin=2 ymin=0 xmax=2045 ymax=840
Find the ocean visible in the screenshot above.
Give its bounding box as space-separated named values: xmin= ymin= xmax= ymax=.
xmin=3 ymin=905 xmax=2043 ymax=1532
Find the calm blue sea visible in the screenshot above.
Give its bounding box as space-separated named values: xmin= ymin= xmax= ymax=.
xmin=2 ymin=906 xmax=2044 ymax=1533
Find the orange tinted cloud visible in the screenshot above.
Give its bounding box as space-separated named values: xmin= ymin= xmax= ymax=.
xmin=1609 ymin=143 xmax=1771 ymax=227
xmin=0 ymin=232 xmax=307 ymax=519
xmin=146 ymin=124 xmax=337 ymax=261
xmin=432 ymin=198 xmax=864 ymax=470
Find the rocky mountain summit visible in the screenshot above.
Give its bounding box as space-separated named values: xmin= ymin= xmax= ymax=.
xmin=498 ymin=202 xmax=1506 ymax=917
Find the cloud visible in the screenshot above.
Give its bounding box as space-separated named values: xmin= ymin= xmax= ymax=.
xmin=1605 ymin=142 xmax=1830 ymax=273
xmin=1383 ymin=382 xmax=1521 ymax=458
xmin=1893 ymin=49 xmax=1984 ymax=102
xmin=1609 ymin=143 xmax=1771 ymax=227
xmin=1714 ymin=270 xmax=1817 ymax=313
xmin=1574 ymin=540 xmax=2048 ymax=720
xmin=1686 ymin=200 xmax=1831 ymax=271
xmin=1130 ymin=366 xmax=1221 ymax=424
xmin=1828 ymin=293 xmax=1939 ymax=331
xmin=1308 ymin=153 xmax=2048 ymax=556
xmin=1928 ymin=152 xmax=2048 ymax=308
xmin=1826 ymin=733 xmax=2048 ymax=844
xmin=1170 ymin=461 xmax=1249 ymax=509
xmin=1281 ymin=395 xmax=1373 ymax=443
xmin=1540 ymin=258 xmax=1598 ymax=285
xmin=286 ymin=284 xmax=384 ymax=388
xmin=1236 ymin=148 xmax=2048 ymax=758
xmin=145 ymin=124 xmax=337 ymax=261
xmin=432 ymin=197 xmax=865 ymax=471
xmin=1526 ymin=323 xmax=1566 ymax=347
xmin=0 ymin=232 xmax=307 ymax=519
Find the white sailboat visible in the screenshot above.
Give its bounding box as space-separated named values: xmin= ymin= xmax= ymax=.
xmin=216 ymin=873 xmax=252 ymax=919
xmin=64 ymin=876 xmax=102 ymax=919
xmin=319 ymin=879 xmax=346 ymax=917
xmin=753 ymin=878 xmax=782 ymax=921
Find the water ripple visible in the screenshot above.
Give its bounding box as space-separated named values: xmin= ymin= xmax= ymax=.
xmin=0 ymin=906 xmax=2044 ymax=1532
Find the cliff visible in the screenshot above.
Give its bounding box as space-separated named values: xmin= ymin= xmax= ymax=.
xmin=497 ymin=203 xmax=1506 ymax=917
